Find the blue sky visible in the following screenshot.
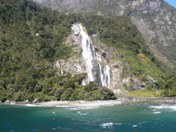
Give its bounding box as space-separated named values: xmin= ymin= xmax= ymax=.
xmin=164 ymin=0 xmax=176 ymax=8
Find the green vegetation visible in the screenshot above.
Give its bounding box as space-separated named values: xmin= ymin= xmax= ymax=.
xmin=0 ymin=0 xmax=175 ymax=101
xmin=125 ymin=89 xmax=163 ymax=98
xmin=76 ymin=15 xmax=165 ymax=89
xmin=162 ymin=74 xmax=176 ymax=97
xmin=0 ymin=0 xmax=69 ymax=101
xmin=0 ymin=0 xmax=117 ymax=101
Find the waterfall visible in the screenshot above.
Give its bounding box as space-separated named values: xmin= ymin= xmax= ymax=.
xmin=71 ymin=23 xmax=111 ymax=88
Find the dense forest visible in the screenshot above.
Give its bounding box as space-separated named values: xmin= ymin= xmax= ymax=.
xmin=0 ymin=0 xmax=175 ymax=102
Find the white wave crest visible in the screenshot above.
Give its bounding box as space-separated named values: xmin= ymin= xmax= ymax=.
xmin=69 ymin=106 xmax=99 ymax=110
xmin=100 ymin=122 xmax=114 ymax=128
xmin=153 ymin=111 xmax=161 ymax=114
xmin=25 ymin=104 xmax=38 ymax=107
xmin=132 ymin=125 xmax=138 ymax=128
xmin=77 ymin=111 xmax=88 ymax=116
xmin=150 ymin=104 xmax=176 ymax=111
xmin=100 ymin=122 xmax=123 ymax=129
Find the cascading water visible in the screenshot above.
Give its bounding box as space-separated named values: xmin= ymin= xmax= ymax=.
xmin=71 ymin=23 xmax=111 ymax=88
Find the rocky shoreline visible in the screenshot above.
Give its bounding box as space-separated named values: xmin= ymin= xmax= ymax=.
xmin=0 ymin=97 xmax=176 ymax=107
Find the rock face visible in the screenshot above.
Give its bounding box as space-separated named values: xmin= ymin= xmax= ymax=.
xmin=32 ymin=0 xmax=176 ymax=68
xmin=129 ymin=76 xmax=146 ymax=90
xmin=146 ymin=75 xmax=158 ymax=88
xmin=56 ymin=23 xmax=125 ymax=93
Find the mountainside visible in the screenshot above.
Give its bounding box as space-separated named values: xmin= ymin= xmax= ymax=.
xmin=0 ymin=0 xmax=116 ymax=101
xmin=0 ymin=0 xmax=176 ymax=102
xmin=32 ymin=0 xmax=176 ymax=69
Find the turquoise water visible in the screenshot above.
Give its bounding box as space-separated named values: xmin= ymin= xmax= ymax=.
xmin=0 ymin=103 xmax=176 ymax=132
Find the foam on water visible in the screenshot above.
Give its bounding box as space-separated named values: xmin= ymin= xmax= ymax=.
xmin=15 ymin=100 xmax=121 ymax=109
xmin=100 ymin=122 xmax=123 ymax=129
xmin=149 ymin=104 xmax=176 ymax=111
xmin=69 ymin=106 xmax=99 ymax=110
xmin=153 ymin=111 xmax=161 ymax=114
xmin=77 ymin=111 xmax=88 ymax=116
xmin=24 ymin=104 xmax=38 ymax=107
xmin=51 ymin=128 xmax=57 ymax=131
xmin=132 ymin=125 xmax=138 ymax=128
xmin=100 ymin=122 xmax=114 ymax=128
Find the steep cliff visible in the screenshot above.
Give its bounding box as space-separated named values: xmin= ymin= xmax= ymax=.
xmin=56 ymin=23 xmax=125 ymax=94
xmin=32 ymin=0 xmax=176 ymax=68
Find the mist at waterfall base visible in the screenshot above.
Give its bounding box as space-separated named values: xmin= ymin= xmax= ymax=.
xmin=1 ymin=104 xmax=176 ymax=132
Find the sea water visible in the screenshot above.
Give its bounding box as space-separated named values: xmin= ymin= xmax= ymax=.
xmin=0 ymin=103 xmax=176 ymax=132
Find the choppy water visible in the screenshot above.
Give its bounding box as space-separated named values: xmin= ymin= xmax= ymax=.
xmin=1 ymin=103 xmax=176 ymax=132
